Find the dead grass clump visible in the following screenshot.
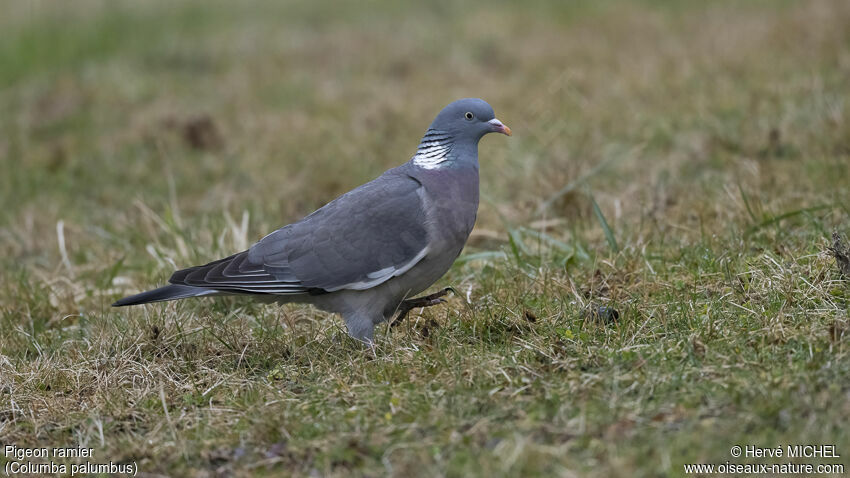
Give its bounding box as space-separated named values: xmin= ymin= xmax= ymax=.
xmin=829 ymin=231 xmax=850 ymax=279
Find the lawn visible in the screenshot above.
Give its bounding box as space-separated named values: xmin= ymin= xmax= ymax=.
xmin=1 ymin=0 xmax=849 ymax=476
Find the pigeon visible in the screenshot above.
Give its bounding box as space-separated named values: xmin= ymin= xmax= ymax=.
xmin=113 ymin=98 xmax=511 ymax=342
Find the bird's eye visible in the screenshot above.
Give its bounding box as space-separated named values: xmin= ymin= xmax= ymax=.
xmin=464 ymin=112 xmax=474 ymax=120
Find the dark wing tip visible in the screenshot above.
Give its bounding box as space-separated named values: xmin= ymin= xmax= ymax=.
xmin=112 ymin=297 xmax=135 ymax=307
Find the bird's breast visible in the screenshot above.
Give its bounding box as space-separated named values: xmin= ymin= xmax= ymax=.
xmin=416 ymin=167 xmax=480 ymax=246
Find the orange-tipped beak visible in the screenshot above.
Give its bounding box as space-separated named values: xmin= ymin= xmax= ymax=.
xmin=488 ymin=118 xmax=512 ymax=136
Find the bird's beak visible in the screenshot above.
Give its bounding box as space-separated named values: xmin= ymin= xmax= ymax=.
xmin=488 ymin=118 xmax=512 ymax=136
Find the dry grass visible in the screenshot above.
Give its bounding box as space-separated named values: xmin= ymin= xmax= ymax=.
xmin=1 ymin=0 xmax=850 ymax=476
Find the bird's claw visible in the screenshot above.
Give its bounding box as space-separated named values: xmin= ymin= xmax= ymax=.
xmin=391 ymin=288 xmax=454 ymax=328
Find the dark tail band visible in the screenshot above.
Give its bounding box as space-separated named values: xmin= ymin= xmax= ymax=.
xmin=112 ymin=284 xmax=216 ymax=307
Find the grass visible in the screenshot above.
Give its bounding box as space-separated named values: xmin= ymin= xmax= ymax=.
xmin=1 ymin=0 xmax=850 ymax=476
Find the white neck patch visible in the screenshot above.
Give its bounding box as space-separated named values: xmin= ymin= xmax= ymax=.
xmin=412 ymin=129 xmax=454 ymax=170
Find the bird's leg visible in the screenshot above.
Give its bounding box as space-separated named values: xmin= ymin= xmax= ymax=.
xmin=344 ymin=313 xmax=376 ymax=344
xmin=391 ymin=287 xmax=455 ymax=328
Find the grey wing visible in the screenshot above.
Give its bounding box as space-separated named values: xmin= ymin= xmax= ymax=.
xmin=168 ymin=250 xmax=309 ymax=294
xmin=249 ymin=170 xmax=430 ymax=292
xmin=169 ymin=170 xmax=429 ymax=294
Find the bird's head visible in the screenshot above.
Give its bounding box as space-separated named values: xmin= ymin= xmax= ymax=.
xmin=429 ymin=98 xmax=512 ymax=140
xmin=412 ymin=98 xmax=510 ymax=169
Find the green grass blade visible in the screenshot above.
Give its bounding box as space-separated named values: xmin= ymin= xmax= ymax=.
xmin=738 ymin=183 xmax=759 ymax=223
xmin=744 ymin=204 xmax=832 ymax=237
xmin=590 ymin=192 xmax=619 ymax=253
xmin=456 ymin=251 xmax=508 ymax=264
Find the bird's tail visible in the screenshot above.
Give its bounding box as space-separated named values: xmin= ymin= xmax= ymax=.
xmin=112 ymin=284 xmax=217 ymax=307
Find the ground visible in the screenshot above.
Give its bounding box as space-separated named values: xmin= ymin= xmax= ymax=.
xmin=1 ymin=1 xmax=849 ymax=476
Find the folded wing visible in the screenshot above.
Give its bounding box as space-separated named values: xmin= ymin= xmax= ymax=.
xmin=168 ymin=169 xmax=430 ymax=295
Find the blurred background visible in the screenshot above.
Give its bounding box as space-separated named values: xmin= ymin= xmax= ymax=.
xmin=2 ymin=1 xmax=849 ymax=476
xmin=2 ymin=0 xmax=848 ymax=297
